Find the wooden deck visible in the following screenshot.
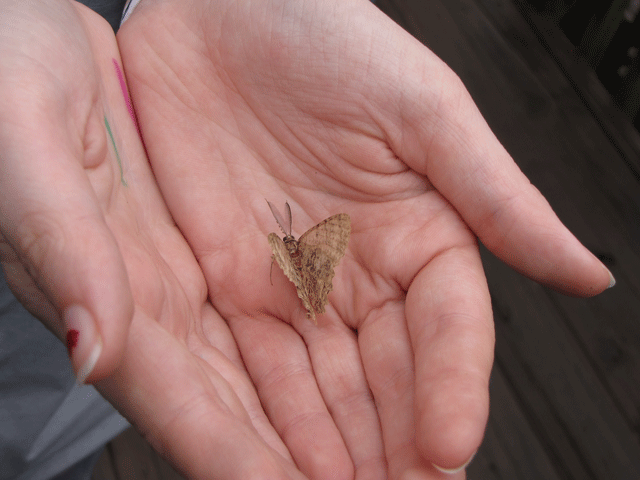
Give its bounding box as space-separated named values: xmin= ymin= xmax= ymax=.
xmin=93 ymin=0 xmax=640 ymax=478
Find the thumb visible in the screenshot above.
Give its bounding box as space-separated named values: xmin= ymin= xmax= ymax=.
xmin=0 ymin=121 xmax=133 ymax=384
xmin=392 ymin=64 xmax=613 ymax=295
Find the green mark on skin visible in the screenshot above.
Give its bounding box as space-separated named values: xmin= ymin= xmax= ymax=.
xmin=104 ymin=116 xmax=127 ymax=186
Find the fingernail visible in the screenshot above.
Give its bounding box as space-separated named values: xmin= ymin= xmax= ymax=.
xmin=606 ymin=268 xmax=616 ymax=289
xmin=432 ymin=450 xmax=476 ymax=474
xmin=65 ymin=305 xmax=102 ymax=384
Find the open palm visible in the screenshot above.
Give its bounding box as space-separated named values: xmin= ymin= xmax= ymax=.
xmin=111 ymin=1 xmax=612 ymax=479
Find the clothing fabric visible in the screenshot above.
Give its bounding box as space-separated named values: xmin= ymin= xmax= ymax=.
xmin=0 ymin=270 xmax=128 ymax=480
xmin=121 ymin=0 xmax=141 ymax=24
xmin=81 ymin=0 xmax=128 ymax=32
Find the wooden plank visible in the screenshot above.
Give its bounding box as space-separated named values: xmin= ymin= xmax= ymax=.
xmin=473 ymin=0 xmax=640 ymax=178
xmin=579 ymin=0 xmax=628 ymax=67
xmin=621 ymin=73 xmax=640 ymax=119
xmin=547 ymin=283 xmax=640 ymax=428
xmin=92 ymin=427 xmax=184 ymax=480
xmin=467 ymin=365 xmax=563 ymax=480
xmin=443 ymin=0 xmax=640 ymax=182
xmin=506 ymin=0 xmax=640 ymax=175
xmin=542 ymin=0 xmax=580 ymax=24
xmin=91 ymin=445 xmax=117 ymax=480
xmin=483 ymin=247 xmax=640 ymax=479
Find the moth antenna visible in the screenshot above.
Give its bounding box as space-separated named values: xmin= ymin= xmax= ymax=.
xmin=266 ymin=199 xmax=290 ymax=235
xmin=284 ymin=202 xmax=292 ymax=235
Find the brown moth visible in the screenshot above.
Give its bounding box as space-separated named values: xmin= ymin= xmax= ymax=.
xmin=267 ymin=200 xmax=351 ymax=323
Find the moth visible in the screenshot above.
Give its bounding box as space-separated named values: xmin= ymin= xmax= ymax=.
xmin=267 ymin=201 xmax=351 ymax=323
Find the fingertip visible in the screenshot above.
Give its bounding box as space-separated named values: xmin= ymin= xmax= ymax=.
xmin=580 ymin=247 xmax=617 ymax=295
xmin=416 ymin=377 xmax=488 ymax=474
xmin=605 ymin=265 xmax=616 ymax=289
xmin=61 ymin=245 xmax=133 ymax=383
xmin=65 ymin=304 xmax=119 ymax=383
xmin=432 ymin=450 xmax=476 ymax=475
xmin=552 ymin=247 xmax=616 ymax=297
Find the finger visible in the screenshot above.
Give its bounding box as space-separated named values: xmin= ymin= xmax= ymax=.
xmin=379 ymin=55 xmax=612 ymax=295
xmin=358 ymin=300 xmax=425 ymax=478
xmin=0 ymin=28 xmax=133 ymax=384
xmin=188 ymin=305 xmax=294 ymax=461
xmin=360 ymin=298 xmax=471 ymax=480
xmin=0 ymin=124 xmax=134 ymax=383
xmin=228 ymin=313 xmax=354 ymax=480
xmin=98 ymin=313 xmax=308 ymax=480
xmin=302 ymin=318 xmax=387 ymax=479
xmin=405 ymin=245 xmax=493 ymax=472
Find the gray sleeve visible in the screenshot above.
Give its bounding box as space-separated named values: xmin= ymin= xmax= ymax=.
xmin=0 ymin=271 xmax=129 ymax=480
xmin=76 ymin=0 xmax=128 ymax=32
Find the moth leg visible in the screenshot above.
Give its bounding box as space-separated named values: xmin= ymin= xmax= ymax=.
xmin=269 ymin=255 xmax=276 ymax=286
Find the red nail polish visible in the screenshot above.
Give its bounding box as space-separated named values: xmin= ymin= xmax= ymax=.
xmin=66 ymin=329 xmax=79 ymax=356
xmin=64 ymin=306 xmax=102 ymax=384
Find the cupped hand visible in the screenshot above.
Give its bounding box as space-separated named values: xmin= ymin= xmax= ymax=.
xmin=116 ymin=1 xmax=612 ymax=479
xmin=0 ymin=0 xmax=137 ymax=377
xmin=0 ymin=2 xmax=306 ymax=479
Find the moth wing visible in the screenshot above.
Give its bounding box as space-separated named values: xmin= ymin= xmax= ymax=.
xmin=298 ymin=214 xmax=351 ymax=316
xmin=298 ymin=214 xmax=351 ymax=260
xmin=268 ymin=233 xmax=314 ymax=319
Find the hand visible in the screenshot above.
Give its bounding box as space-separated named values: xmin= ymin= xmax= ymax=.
xmin=116 ymin=0 xmax=612 ymax=479
xmin=0 ymin=0 xmax=137 ymax=378
xmin=1 ymin=2 xmax=304 ymax=479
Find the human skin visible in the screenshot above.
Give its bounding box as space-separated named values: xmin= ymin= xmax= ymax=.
xmin=0 ymin=0 xmax=612 ymax=479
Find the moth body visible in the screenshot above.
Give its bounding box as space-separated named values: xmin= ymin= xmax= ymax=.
xmin=266 ymin=200 xmax=350 ymax=323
